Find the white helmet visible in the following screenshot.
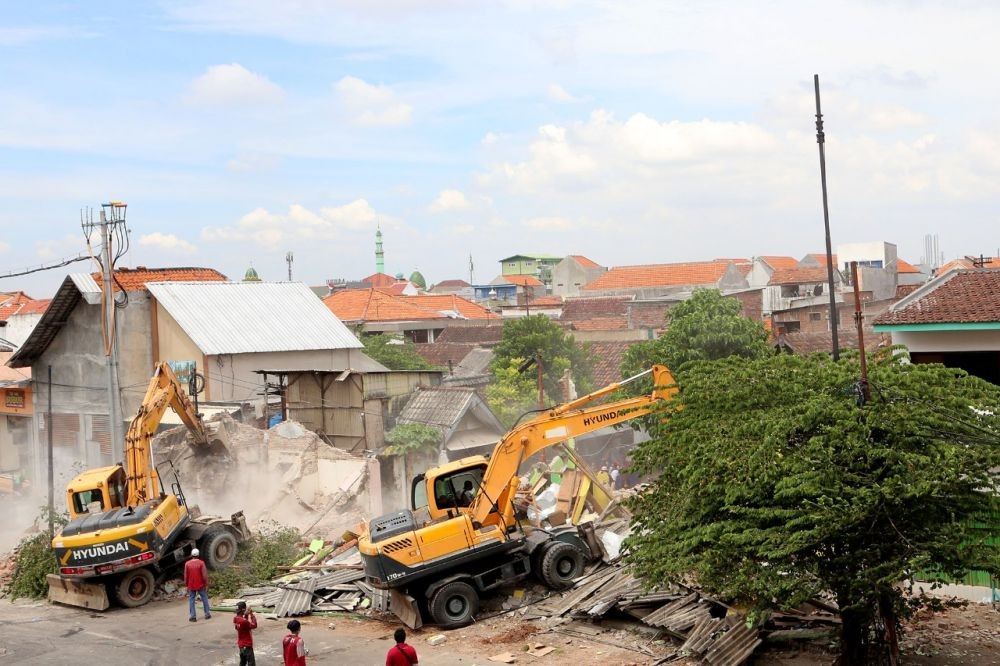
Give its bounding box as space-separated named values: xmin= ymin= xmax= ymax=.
xmin=191 ymin=548 xmax=200 ymax=557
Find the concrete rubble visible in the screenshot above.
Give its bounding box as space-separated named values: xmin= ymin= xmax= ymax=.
xmin=152 ymin=415 xmax=370 ymax=537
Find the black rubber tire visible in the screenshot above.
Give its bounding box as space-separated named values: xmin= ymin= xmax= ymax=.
xmin=531 ymin=542 xmax=554 ymax=583
xmin=114 ymin=567 xmax=156 ymax=608
xmin=540 ymin=541 xmax=584 ymax=590
xmin=428 ymin=581 xmax=479 ymax=628
xmin=201 ymin=529 xmax=238 ymax=570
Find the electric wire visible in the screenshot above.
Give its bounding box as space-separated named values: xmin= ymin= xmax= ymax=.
xmin=0 ymin=254 xmax=89 ymax=280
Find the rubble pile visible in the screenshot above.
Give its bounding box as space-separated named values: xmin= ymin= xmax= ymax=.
xmin=152 ymin=416 xmax=370 ymax=537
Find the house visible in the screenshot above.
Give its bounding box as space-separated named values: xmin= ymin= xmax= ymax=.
xmin=0 ymin=344 xmax=31 ymax=479
xmin=772 ymin=327 xmax=891 ymax=356
xmin=499 ymin=294 xmax=563 ymax=319
xmin=874 ymin=268 xmax=1000 ymax=384
xmin=323 ymin=288 xmax=498 ymax=342
xmin=895 ymin=258 xmax=929 ymax=286
xmin=498 ymin=254 xmax=564 ymax=289
xmin=473 ymin=275 xmax=545 ymax=306
xmin=414 ymin=325 xmax=503 ymax=387
xmin=429 ymin=279 xmax=473 ymax=297
xmin=581 ymin=259 xmax=750 ymax=299
xmin=747 ymin=256 xmax=799 ymax=288
xmin=145 ymin=281 xmax=371 ymax=402
xmin=7 ymin=267 xmax=228 ymax=483
xmin=551 ymin=255 xmax=606 ymax=298
xmin=933 ymin=255 xmax=999 ymax=277
xmin=396 ymin=386 xmax=505 ymax=461
xmin=765 ymin=266 xmax=843 ymax=328
xmin=1 ymin=297 xmax=50 ymax=348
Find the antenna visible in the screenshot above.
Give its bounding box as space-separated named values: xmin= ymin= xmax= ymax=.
xmin=469 ymin=253 xmax=475 ymax=284
xmin=285 ymin=251 xmax=294 ymax=281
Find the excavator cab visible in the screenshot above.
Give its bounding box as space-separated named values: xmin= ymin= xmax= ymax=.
xmin=415 ymin=460 xmax=488 ymax=521
xmin=67 ymin=466 xmax=128 ymax=519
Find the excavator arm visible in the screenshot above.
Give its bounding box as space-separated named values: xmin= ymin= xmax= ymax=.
xmin=125 ymin=362 xmax=208 ymax=506
xmin=470 ymin=365 xmax=676 ymax=526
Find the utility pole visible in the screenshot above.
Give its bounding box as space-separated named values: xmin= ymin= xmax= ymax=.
xmin=286 ymin=251 xmax=294 ymax=281
xmin=47 ymin=365 xmax=54 ymax=539
xmin=84 ymin=202 xmax=128 ymax=455
xmin=814 ymin=75 xmax=840 ymax=360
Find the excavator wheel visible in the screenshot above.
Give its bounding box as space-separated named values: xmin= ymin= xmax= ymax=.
xmin=112 ymin=568 xmax=156 ymax=608
xmin=428 ymin=581 xmax=479 ymax=628
xmin=539 ymin=541 xmax=584 ymax=590
xmin=201 ymin=528 xmax=239 ymax=570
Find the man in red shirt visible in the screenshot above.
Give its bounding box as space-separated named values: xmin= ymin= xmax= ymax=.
xmin=184 ymin=548 xmax=211 ymax=622
xmin=282 ymin=619 xmax=307 ymax=665
xmin=385 ymin=628 xmax=418 ymax=666
xmin=234 ymin=601 xmax=257 ymax=666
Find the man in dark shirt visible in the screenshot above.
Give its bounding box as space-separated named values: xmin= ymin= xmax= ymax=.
xmin=233 ymin=601 xmax=258 ymax=666
xmin=385 ymin=627 xmax=418 ymax=665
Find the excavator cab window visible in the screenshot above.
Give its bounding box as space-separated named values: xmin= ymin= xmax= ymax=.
xmin=107 ymin=468 xmax=127 ymax=509
xmin=432 ymin=466 xmax=486 ymax=512
xmin=411 ymin=475 xmax=428 ymax=511
xmin=71 ymin=489 xmax=105 ymax=515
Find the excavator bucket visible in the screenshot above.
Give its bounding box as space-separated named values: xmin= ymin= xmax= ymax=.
xmin=201 ymin=421 xmax=232 ymax=456
xmin=46 ymin=574 xmax=110 ymax=610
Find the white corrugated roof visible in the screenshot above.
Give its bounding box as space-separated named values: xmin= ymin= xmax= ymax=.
xmin=147 ymin=282 xmax=363 ymax=355
xmin=70 ymin=273 xmax=102 ymax=305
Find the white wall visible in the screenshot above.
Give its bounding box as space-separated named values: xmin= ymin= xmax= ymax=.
xmin=206 ymin=348 xmax=370 ymax=402
xmin=837 ymin=241 xmax=897 ymax=268
xmin=3 ymin=313 xmax=44 ymax=348
xmin=891 ymin=329 xmax=1000 ymax=353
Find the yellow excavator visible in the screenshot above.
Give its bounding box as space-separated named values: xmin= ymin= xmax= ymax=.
xmin=359 ymin=365 xmax=676 ymax=627
xmin=47 ymin=362 xmax=249 ymax=610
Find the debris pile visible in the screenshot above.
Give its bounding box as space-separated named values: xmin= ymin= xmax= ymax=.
xmin=152 ymin=416 xmax=370 ymax=537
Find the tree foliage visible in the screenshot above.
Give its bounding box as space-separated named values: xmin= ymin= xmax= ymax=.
xmin=621 ymin=289 xmax=770 ymax=380
xmin=486 ymin=357 xmax=538 ymax=428
xmin=384 ymin=423 xmax=443 ymax=456
xmin=626 ymin=351 xmax=1000 ymax=664
xmin=361 ymin=334 xmax=437 ymax=371
xmin=490 ymin=315 xmax=594 ymax=402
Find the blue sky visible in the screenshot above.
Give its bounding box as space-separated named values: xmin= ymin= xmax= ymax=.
xmin=2 ymin=1 xmax=1000 ymax=296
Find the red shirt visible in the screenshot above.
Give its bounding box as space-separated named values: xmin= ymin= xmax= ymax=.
xmin=184 ymin=558 xmax=208 ymax=591
xmin=282 ymin=633 xmax=306 ymax=666
xmin=233 ymin=612 xmax=257 ymax=647
xmin=385 ymin=643 xmax=418 ymax=666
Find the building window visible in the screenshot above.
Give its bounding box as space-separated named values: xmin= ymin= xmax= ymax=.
xmin=809 ymin=312 xmax=822 ymax=321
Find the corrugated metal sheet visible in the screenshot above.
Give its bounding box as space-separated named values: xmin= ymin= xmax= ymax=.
xmin=70 ymin=273 xmax=102 ymax=304
xmin=147 ymin=282 xmax=363 ymax=355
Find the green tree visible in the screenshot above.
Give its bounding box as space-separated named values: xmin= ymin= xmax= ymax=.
xmin=361 ymin=334 xmax=437 ymax=371
xmin=486 ymin=358 xmax=538 ymax=428
xmin=626 ymin=351 xmax=1000 ymax=664
xmin=490 ymin=315 xmax=594 ymax=402
xmin=621 ymin=289 xmax=770 ymax=380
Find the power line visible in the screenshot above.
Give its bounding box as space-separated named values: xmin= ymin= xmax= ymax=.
xmin=0 ymin=253 xmax=89 ymax=280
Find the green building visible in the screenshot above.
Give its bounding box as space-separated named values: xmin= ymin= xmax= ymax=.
xmin=498 ymin=254 xmax=562 ymax=288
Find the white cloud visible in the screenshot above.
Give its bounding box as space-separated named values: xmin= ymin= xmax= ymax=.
xmin=523 ymin=216 xmax=571 ymax=231
xmin=35 ymin=235 xmax=81 ymax=261
xmin=428 ymin=189 xmax=470 ymax=213
xmin=138 ymin=232 xmax=197 ymax=254
xmin=547 ymin=83 xmax=583 ymax=103
xmin=184 ymin=63 xmax=284 ymax=107
xmin=0 ymin=239 xmax=8 ymax=252
xmin=481 ymin=132 xmax=502 ymax=146
xmin=201 ymin=199 xmax=386 ymax=247
xmin=335 ymin=76 xmax=412 ymax=127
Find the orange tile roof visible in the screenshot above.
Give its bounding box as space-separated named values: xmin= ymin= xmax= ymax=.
xmin=324 ymin=289 xmax=498 ymax=323
xmin=758 ymin=256 xmax=799 ymax=270
xmin=934 ymin=258 xmax=973 ymax=275
xmin=582 ymin=261 xmax=737 ymax=291
xmin=362 ymin=272 xmax=399 ymax=288
xmin=97 ymin=267 xmax=228 ymax=292
xmin=433 ymin=279 xmax=470 ymax=288
xmin=895 ymin=258 xmax=921 ymax=274
xmin=15 ymin=298 xmax=51 ymax=315
xmin=408 ymin=294 xmax=498 ymax=319
xmin=528 ymin=295 xmax=564 ymax=306
xmin=569 ymin=255 xmax=601 ymax=269
xmin=569 ymin=317 xmax=628 ymax=331
xmin=0 ymin=292 xmax=35 ymax=321
xmin=768 ymin=267 xmax=832 ymax=285
xmin=801 ymin=253 xmax=838 ymax=268
xmin=504 ymin=275 xmax=543 ymax=287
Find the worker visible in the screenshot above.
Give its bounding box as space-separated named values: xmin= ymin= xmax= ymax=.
xmin=385 ymin=627 xmax=419 ymax=666
xmin=458 ymin=480 xmax=475 ymax=507
xmin=610 ymin=466 xmax=621 ymax=489
xmin=596 ymin=466 xmax=611 ymax=487
xmin=184 ymin=548 xmax=211 ymax=622
xmin=282 ymin=619 xmax=307 ymax=666
xmin=234 ymin=601 xmax=258 ymax=666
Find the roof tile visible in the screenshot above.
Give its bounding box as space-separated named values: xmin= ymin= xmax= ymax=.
xmin=569 ymin=255 xmax=601 ymax=269
xmin=583 ymin=261 xmax=737 ymax=291
xmin=323 ymin=289 xmax=498 ymax=323
xmin=96 ymin=267 xmax=227 ymax=292
xmin=875 ymin=269 xmax=1000 ymax=325
xmin=768 ymin=267 xmax=835 ymax=286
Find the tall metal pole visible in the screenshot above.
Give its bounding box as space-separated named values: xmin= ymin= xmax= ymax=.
xmin=99 ymin=212 xmax=125 ymax=455
xmin=814 ymin=74 xmax=840 ymax=360
xmin=47 ymin=365 xmax=54 ymax=539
